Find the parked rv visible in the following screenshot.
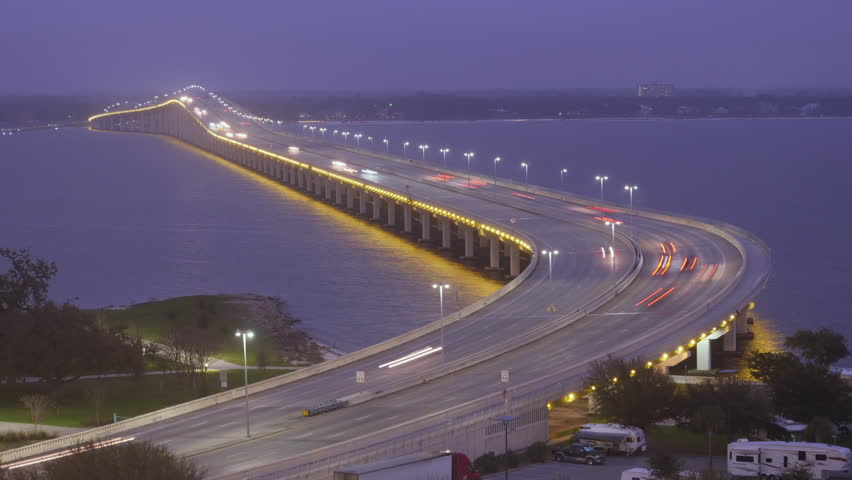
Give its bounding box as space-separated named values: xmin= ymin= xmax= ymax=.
xmin=728 ymin=439 xmax=852 ymax=479
xmin=571 ymin=423 xmax=647 ymax=455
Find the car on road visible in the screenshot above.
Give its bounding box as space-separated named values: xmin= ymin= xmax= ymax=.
xmin=552 ymin=444 xmax=606 ymax=465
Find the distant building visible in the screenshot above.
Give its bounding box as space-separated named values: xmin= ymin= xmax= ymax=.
xmin=637 ymin=84 xmax=674 ymax=97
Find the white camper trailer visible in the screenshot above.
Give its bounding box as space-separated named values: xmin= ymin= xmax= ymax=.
xmin=728 ymin=439 xmax=852 ymax=479
xmin=572 ymin=423 xmax=647 ymax=455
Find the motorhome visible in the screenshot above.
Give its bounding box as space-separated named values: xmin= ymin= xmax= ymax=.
xmin=728 ymin=439 xmax=852 ymax=479
xmin=571 ymin=423 xmax=647 ymax=455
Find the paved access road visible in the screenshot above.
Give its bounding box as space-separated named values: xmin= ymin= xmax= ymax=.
xmin=61 ymin=89 xmax=769 ymax=478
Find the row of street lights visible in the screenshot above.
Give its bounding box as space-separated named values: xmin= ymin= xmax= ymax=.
xmin=301 ymin=127 xmax=641 ymax=207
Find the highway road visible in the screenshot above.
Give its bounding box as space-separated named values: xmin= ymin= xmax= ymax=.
xmin=18 ymin=88 xmax=769 ymax=478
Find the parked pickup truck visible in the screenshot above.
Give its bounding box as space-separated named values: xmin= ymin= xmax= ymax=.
xmin=551 ymin=444 xmax=606 ymax=465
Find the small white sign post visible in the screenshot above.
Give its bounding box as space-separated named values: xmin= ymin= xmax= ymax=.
xmin=220 ymin=370 xmax=228 ymax=389
xmin=501 ymin=370 xmax=510 ymax=412
xmin=356 ymin=370 xmax=365 ymax=384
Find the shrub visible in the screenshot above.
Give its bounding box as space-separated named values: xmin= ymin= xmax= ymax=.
xmin=526 ymin=441 xmax=549 ymax=463
xmin=503 ymin=449 xmax=520 ymax=469
xmin=473 ymin=452 xmax=499 ymax=474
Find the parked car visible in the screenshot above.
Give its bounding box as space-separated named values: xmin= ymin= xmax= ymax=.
xmin=551 ymin=444 xmax=605 ymax=465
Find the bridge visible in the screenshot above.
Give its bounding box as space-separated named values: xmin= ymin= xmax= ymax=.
xmin=2 ymin=86 xmax=770 ymax=479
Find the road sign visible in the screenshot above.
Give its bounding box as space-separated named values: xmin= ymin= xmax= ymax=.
xmin=501 ymin=370 xmax=509 ymax=383
xmin=356 ymin=371 xmax=365 ymax=384
xmin=219 ymin=370 xmax=228 ymax=388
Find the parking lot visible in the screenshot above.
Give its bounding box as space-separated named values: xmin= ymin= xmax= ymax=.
xmin=482 ymin=455 xmax=724 ymax=480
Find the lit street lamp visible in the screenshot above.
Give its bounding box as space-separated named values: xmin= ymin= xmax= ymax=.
xmin=342 ymin=131 xmax=350 ymax=143
xmin=432 ymin=283 xmax=450 ymax=358
xmin=403 ymin=141 xmax=410 ymax=157
xmin=595 ymin=175 xmax=608 ymax=200
xmin=354 ymin=133 xmax=362 ymax=146
xmin=464 ymin=152 xmax=475 ymax=187
xmin=521 ymin=162 xmax=529 ymax=192
xmin=439 ymin=148 xmax=450 ymax=168
xmin=383 ymin=138 xmax=389 ymax=152
xmin=319 ymin=127 xmax=326 ymax=137
xmin=624 ymin=185 xmax=638 ymax=209
xmin=493 ymin=157 xmax=501 ymax=185
xmin=234 ymin=330 xmax=254 ymax=438
xmin=419 ymin=144 xmax=429 ymax=161
xmin=541 ymin=249 xmax=559 ymax=281
xmin=604 ymin=220 xmax=622 ymax=246
xmin=560 ymin=169 xmax=568 ymax=199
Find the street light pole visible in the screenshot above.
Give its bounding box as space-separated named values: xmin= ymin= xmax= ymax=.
xmin=383 ymin=138 xmax=389 ymax=152
xmin=432 ymin=283 xmax=450 ymax=360
xmin=464 ymin=152 xmax=474 ymax=187
xmin=521 ymin=162 xmax=529 ymax=192
xmin=624 ymin=185 xmax=638 ymax=209
xmin=440 ymin=148 xmax=449 ymax=169
xmin=541 ymin=250 xmax=559 ymax=281
xmin=560 ymin=169 xmax=568 ymax=200
xmin=605 ymin=220 xmax=622 ymax=246
xmin=419 ymin=144 xmax=429 ymax=162
xmin=319 ymin=128 xmax=326 ymax=137
xmin=494 ymin=415 xmax=519 ymax=480
xmin=403 ymin=141 xmax=410 ymax=157
xmin=235 ymin=330 xmax=254 ymax=438
xmin=354 ymin=133 xmax=362 ymax=147
xmin=493 ymin=157 xmax=501 ymax=185
xmin=595 ymin=175 xmax=608 ymax=201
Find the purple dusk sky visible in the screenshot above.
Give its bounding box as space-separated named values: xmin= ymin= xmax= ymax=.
xmin=2 ymin=0 xmax=850 ymax=93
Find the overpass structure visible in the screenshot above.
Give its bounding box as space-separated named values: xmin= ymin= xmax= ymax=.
xmin=2 ymin=86 xmax=770 ymax=479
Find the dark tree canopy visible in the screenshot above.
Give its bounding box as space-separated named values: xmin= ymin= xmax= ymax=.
xmin=648 ymin=451 xmax=684 ymax=480
xmin=584 ymin=357 xmax=676 ymax=428
xmin=676 ymin=377 xmax=769 ymax=435
xmin=1 ymin=440 xmax=205 ymax=480
xmin=748 ymin=350 xmax=850 ymax=423
xmin=784 ymin=328 xmax=849 ymax=367
xmin=0 ymin=248 xmax=57 ymax=313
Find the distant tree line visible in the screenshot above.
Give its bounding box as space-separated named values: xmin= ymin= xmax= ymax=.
xmin=232 ymin=91 xmax=852 ymax=122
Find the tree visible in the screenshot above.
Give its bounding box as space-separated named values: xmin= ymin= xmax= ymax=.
xmin=805 ymin=416 xmax=834 ymax=443
xmin=692 ymin=405 xmax=725 ymax=471
xmin=0 ymin=248 xmax=57 ymax=313
xmin=19 ymin=394 xmax=53 ymax=433
xmin=780 ymin=463 xmax=816 ymax=480
xmin=648 ymin=450 xmax=684 ymax=480
xmin=584 ymin=357 xmax=676 ymax=428
xmin=748 ymin=350 xmax=851 ymax=423
xmin=676 ymin=377 xmax=768 ymax=436
xmin=785 ymin=328 xmax=849 ymax=367
xmin=0 ymin=440 xmax=206 ymax=480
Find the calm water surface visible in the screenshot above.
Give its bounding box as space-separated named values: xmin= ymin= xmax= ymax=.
xmin=0 ymin=128 xmax=501 ymax=352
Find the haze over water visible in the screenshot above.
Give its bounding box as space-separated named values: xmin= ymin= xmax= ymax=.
xmin=2 ymin=118 xmax=851 ymax=352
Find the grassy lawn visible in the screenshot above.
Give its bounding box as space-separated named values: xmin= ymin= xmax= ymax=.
xmin=0 ymin=369 xmax=288 ymax=429
xmin=97 ymin=295 xmax=291 ymax=366
xmin=646 ymin=425 xmax=731 ymax=456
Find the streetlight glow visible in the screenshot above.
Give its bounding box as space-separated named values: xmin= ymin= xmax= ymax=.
xmin=493 ymin=157 xmax=501 ymax=185
xmin=624 ymin=185 xmax=638 ymax=209
xmin=595 ymin=175 xmax=609 ymax=200
xmin=234 ymin=330 xmax=254 ymax=438
xmin=464 ymin=152 xmax=474 ymax=187
xmin=439 ymin=148 xmax=450 ymax=168
xmin=541 ymin=249 xmax=559 ymax=281
xmin=432 ymin=283 xmax=451 ymax=361
xmin=521 ymin=162 xmax=529 ymax=192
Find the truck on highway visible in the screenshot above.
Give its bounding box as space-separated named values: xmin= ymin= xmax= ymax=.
xmin=333 ymin=450 xmax=480 ymax=480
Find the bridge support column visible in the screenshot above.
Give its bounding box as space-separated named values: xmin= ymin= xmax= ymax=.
xmin=696 ymin=338 xmax=711 ymax=371
xmin=359 ymin=190 xmax=368 ymax=215
xmin=403 ymin=205 xmax=413 ymax=233
xmin=462 ymin=227 xmax=475 ymax=258
xmin=289 ymin=166 xmax=297 ymax=186
xmin=297 ymin=169 xmax=305 ymax=189
xmin=736 ymin=312 xmax=749 ymax=335
xmin=346 ymin=186 xmax=355 ymax=210
xmin=479 ymin=232 xmax=489 ymax=248
xmin=387 ymin=201 xmax=396 ymax=227
xmin=420 ymin=211 xmax=431 ymax=242
xmin=324 ymin=178 xmax=333 ymax=201
xmin=509 ymin=244 xmax=521 ymax=277
xmin=488 ymin=237 xmax=501 ymax=270
xmin=440 ymin=219 xmax=452 ymax=249
xmin=335 ymin=182 xmax=344 ymax=205
xmin=723 ymin=323 xmax=737 ymax=352
xmin=372 ymin=195 xmax=382 ymax=221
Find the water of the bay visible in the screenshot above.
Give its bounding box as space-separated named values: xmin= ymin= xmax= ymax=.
xmin=292 ymin=117 xmax=852 ymax=346
xmin=0 ymin=128 xmax=501 ymax=352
